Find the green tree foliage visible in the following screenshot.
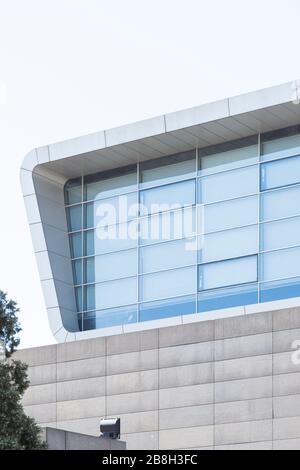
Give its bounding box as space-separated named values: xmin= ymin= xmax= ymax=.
xmin=0 ymin=291 xmax=46 ymax=450
xmin=0 ymin=291 xmax=21 ymax=357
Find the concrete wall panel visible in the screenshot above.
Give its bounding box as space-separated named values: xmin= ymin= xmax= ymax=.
xmin=57 ymin=357 xmax=106 ymax=382
xmin=57 ymin=377 xmax=106 ymax=402
xmin=159 ymin=363 xmax=213 ymax=389
xmin=16 ymin=308 xmax=300 ymax=450
xmin=57 ymin=397 xmax=106 ymax=421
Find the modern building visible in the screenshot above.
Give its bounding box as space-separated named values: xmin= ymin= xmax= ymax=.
xmin=17 ymin=81 xmax=300 ymax=449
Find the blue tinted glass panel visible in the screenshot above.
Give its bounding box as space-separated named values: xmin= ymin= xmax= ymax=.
xmin=94 ymin=222 xmax=137 ymax=254
xmin=65 ymin=178 xmax=82 ymax=205
xmin=70 ymin=232 xmax=82 ymax=258
xmin=94 ymin=249 xmax=137 ymax=283
xmin=81 ymin=312 xmax=96 ymax=331
xmin=199 ymin=226 xmax=258 ymax=264
xmin=140 ymin=238 xmax=197 ymax=274
xmin=198 ymin=284 xmax=258 ymax=312
xmin=67 ymin=205 xmax=82 ymax=232
xmin=200 ymin=196 xmax=258 ymax=234
xmin=140 ymin=295 xmax=196 ymax=322
xmin=75 ymin=287 xmax=82 ymax=312
xmin=200 ymin=165 xmax=258 ymax=204
xmin=93 ymin=193 xmax=138 ymax=227
xmin=78 ymin=314 xmax=84 ymax=331
xmin=140 ymin=266 xmax=197 ymax=302
xmin=72 ymin=259 xmax=82 ymax=285
xmin=84 ymin=203 xmax=94 ymax=229
xmin=84 ymin=285 xmax=95 ymax=311
xmin=260 ymin=277 xmax=300 ymax=303
xmin=95 ymin=277 xmax=137 ymax=310
xmin=140 ymin=180 xmax=195 ymax=215
xmin=85 ymin=167 xmax=137 ymax=201
xmin=84 ymin=230 xmax=94 ymax=257
xmin=261 ymin=186 xmax=300 ymax=222
xmin=95 ymin=305 xmax=138 ymax=329
xmin=199 ymin=256 xmax=258 ymax=291
xmin=262 ymin=129 xmax=300 ymax=156
xmin=140 ymin=151 xmax=196 ymax=185
xmin=261 ymin=156 xmax=300 ymax=191
xmin=261 ymin=217 xmax=300 ymax=252
xmin=140 ymin=207 xmax=196 ymax=245
xmin=261 ymin=247 xmax=300 ymax=282
xmin=84 ymin=258 xmax=95 ymax=284
xmin=200 ymin=141 xmax=258 ymax=175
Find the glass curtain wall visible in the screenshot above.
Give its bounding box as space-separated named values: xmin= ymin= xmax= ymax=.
xmin=65 ymin=125 xmax=300 ymax=331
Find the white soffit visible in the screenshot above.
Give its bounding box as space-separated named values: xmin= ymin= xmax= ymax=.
xmin=22 ymin=80 xmax=300 ymax=180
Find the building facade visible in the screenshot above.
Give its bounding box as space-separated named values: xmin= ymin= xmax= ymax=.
xmin=14 ymin=308 xmax=300 ymax=450
xmin=20 ymin=80 xmax=300 ymax=341
xmin=18 ymin=81 xmax=300 ymax=449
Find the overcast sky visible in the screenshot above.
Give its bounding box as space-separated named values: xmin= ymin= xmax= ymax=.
xmin=1 ymin=0 xmax=300 ymax=349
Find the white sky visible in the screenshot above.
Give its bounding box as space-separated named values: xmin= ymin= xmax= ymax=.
xmin=1 ymin=0 xmax=300 ymax=349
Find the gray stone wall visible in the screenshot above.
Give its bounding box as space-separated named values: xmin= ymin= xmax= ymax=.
xmin=15 ymin=308 xmax=300 ymax=450
xmin=45 ymin=428 xmax=126 ymax=450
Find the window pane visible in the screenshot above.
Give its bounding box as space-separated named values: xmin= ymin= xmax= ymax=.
xmin=75 ymin=287 xmax=82 ymax=312
xmin=84 ymin=195 xmax=138 ymax=229
xmin=72 ymin=259 xmax=82 ymax=285
xmin=65 ymin=178 xmax=82 ymax=205
xmin=140 ymin=295 xmax=196 ymax=322
xmin=93 ymin=192 xmax=138 ymax=227
xmin=81 ymin=312 xmax=96 ymax=331
xmin=94 ymin=305 xmax=138 ymax=329
xmin=84 ymin=166 xmax=137 ymax=201
xmin=84 ymin=203 xmax=94 ymax=229
xmin=261 ymin=156 xmax=300 ymax=191
xmin=199 ymin=137 xmax=258 ymax=174
xmin=84 ymin=285 xmax=95 ymax=311
xmin=261 ymin=217 xmax=300 ymax=252
xmin=140 ymin=207 xmax=196 ymax=245
xmin=78 ymin=313 xmax=84 ymax=331
xmin=261 ymin=247 xmax=300 ymax=282
xmin=140 ymin=180 xmax=195 ymax=215
xmin=261 ymin=186 xmax=300 ymax=222
xmin=201 ymin=196 xmax=258 ymax=233
xmin=140 ymin=151 xmax=196 ymax=184
xmin=200 ymin=165 xmax=258 ymax=204
xmin=95 ymin=277 xmax=137 ymax=309
xmin=70 ymin=232 xmax=82 ymax=258
xmin=84 ymin=230 xmax=94 ymax=257
xmin=260 ymin=277 xmax=300 ymax=303
xmin=262 ymin=126 xmax=300 ymax=156
xmin=200 ymin=226 xmax=259 ymax=264
xmin=84 ymin=258 xmax=95 ymax=284
xmin=140 ymin=266 xmax=197 ymax=302
xmin=198 ymin=284 xmax=258 ymax=312
xmin=94 ymin=249 xmax=137 ymax=282
xmin=94 ymin=222 xmax=137 ymax=254
xmin=198 ymin=256 xmax=258 ymax=291
xmin=67 ymin=205 xmax=82 ymax=232
xmin=140 ymin=238 xmax=197 ymax=274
